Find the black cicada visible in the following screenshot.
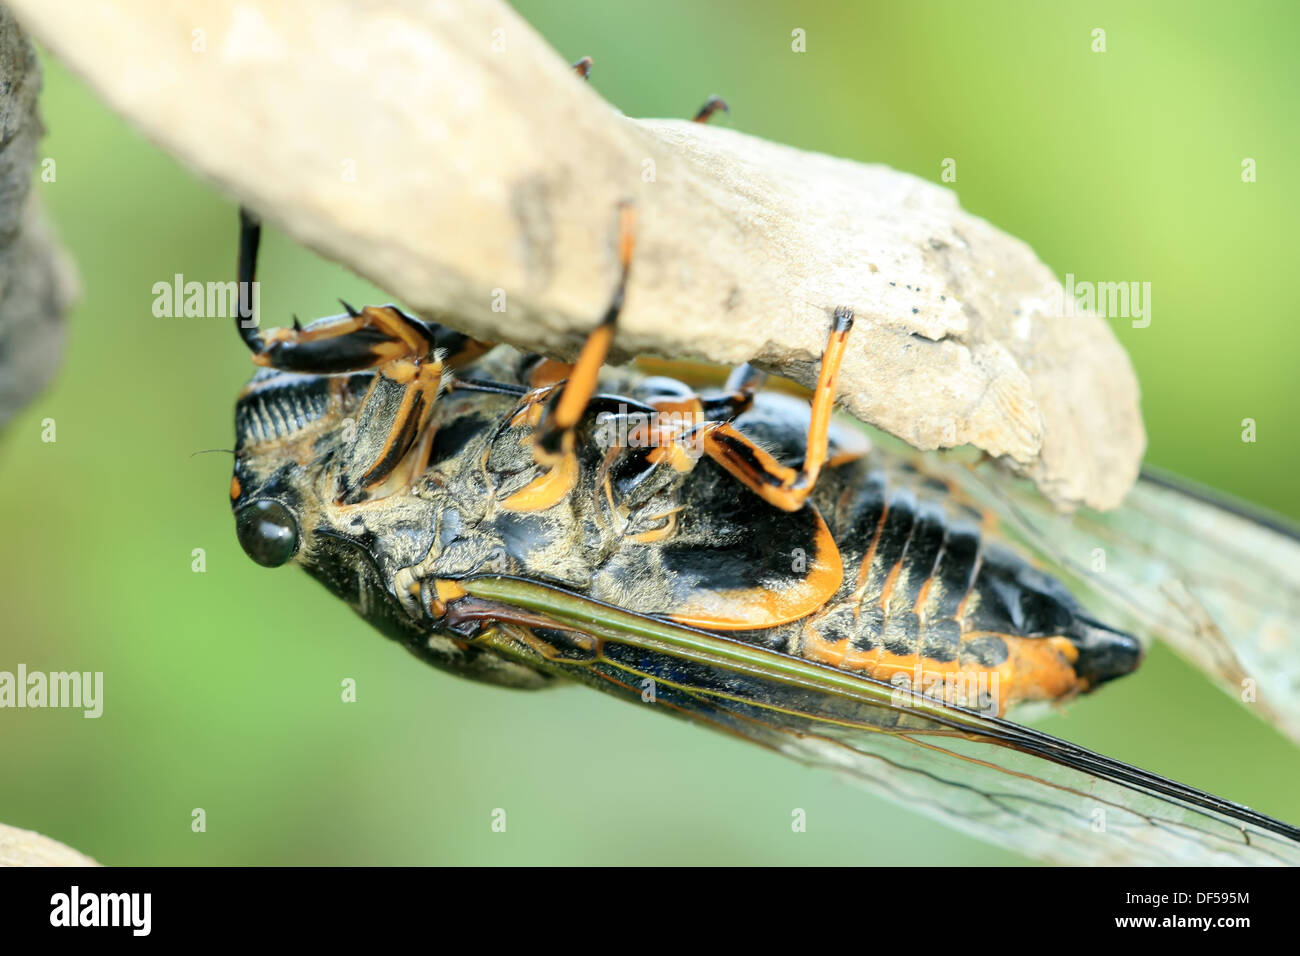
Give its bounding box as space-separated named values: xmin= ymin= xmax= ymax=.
xmin=228 ymin=200 xmax=1300 ymax=866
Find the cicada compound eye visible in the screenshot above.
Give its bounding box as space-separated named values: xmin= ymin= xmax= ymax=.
xmin=234 ymin=499 xmax=300 ymax=567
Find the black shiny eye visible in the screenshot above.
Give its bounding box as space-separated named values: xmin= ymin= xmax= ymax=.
xmin=235 ymin=499 xmax=300 ymax=567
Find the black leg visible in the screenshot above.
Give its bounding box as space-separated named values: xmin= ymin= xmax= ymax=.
xmin=236 ymin=207 xmax=264 ymax=352
xmin=692 ymin=95 xmax=729 ymax=123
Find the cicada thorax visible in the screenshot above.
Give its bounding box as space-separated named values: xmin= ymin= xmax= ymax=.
xmin=442 ymin=375 xmax=840 ymax=621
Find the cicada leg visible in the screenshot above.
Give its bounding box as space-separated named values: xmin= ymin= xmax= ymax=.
xmin=569 ymin=53 xmax=723 ymax=125
xmin=692 ymin=95 xmax=730 ymax=124
xmin=500 ymin=203 xmax=635 ymax=511
xmin=234 ymin=207 xmax=492 ymax=500
xmin=513 ymin=355 xmax=575 ymax=389
xmin=687 ymin=307 xmax=855 ymax=512
xmin=708 ymin=361 xmax=767 ymax=417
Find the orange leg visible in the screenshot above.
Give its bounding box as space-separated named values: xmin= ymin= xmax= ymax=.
xmin=339 ymin=354 xmax=444 ymax=502
xmin=532 ymin=202 xmax=635 ymax=465
xmin=498 ymin=204 xmax=634 ymax=513
xmin=690 ymin=307 xmax=854 ymax=512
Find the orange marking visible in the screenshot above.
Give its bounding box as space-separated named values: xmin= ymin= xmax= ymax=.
xmin=229 ymin=475 xmax=241 ymax=500
xmin=693 ymin=317 xmax=852 ymax=513
xmin=913 ymin=573 xmax=937 ymax=624
xmin=368 ymin=305 xmax=429 ymax=354
xmin=1012 ymin=636 xmax=1082 ymax=699
xmin=598 ymin=470 xmax=620 ymax=522
xmin=383 ymin=359 xmax=419 ymax=384
xmin=626 ymin=510 xmax=681 ymax=544
xmin=825 ymin=448 xmax=865 ymax=468
xmin=427 ymin=577 xmax=466 ymax=618
xmin=436 ymin=579 xmax=467 ymax=603
xmin=801 ymin=326 xmax=850 ymax=480
xmin=357 ymin=359 xmax=442 ymax=488
xmin=877 ymin=560 xmax=904 ymax=613
xmin=288 ymin=315 xmax=364 ymax=343
xmin=444 ymin=337 xmax=493 ymax=369
xmin=551 ymin=322 xmax=613 ymax=429
xmin=811 ymin=629 xmax=1087 ymax=715
xmin=649 ymin=396 xmax=704 ymax=418
xmin=360 ymin=408 xmax=438 ymax=500
xmin=527 ymin=358 xmax=573 ymax=388
xmin=802 ymin=632 xmax=851 ymax=669
xmin=501 ymin=452 xmax=579 ymax=512
xmin=852 ymin=496 xmax=890 ymax=594
xmin=668 ymin=507 xmax=844 ymax=630
xmin=252 ymin=307 xmax=430 ymax=370
xmin=646 ymin=441 xmax=698 ymax=474
xmin=617 ymin=204 xmax=637 ymax=266
xmin=702 ymin=423 xmax=799 ymax=503
xmin=509 ymin=391 xmax=550 ymax=429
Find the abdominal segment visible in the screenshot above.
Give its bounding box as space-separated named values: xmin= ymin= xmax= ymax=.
xmin=798 ymin=611 xmax=1084 ymax=716
xmin=793 ymin=464 xmax=1105 ymax=715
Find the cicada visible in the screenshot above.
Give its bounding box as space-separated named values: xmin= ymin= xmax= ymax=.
xmin=228 ymin=202 xmax=1300 ymax=866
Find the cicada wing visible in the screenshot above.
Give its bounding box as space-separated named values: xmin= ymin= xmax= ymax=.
xmin=904 ymin=447 xmax=1300 ymax=745
xmin=462 ymin=576 xmax=1300 ymax=866
xmin=682 ymin=692 xmax=1300 ymax=866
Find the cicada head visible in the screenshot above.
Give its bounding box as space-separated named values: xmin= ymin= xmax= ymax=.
xmin=230 ymin=368 xmax=358 ymax=568
xmin=230 ymin=362 xmax=456 ymax=578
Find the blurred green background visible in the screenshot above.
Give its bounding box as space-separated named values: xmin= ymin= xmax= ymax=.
xmin=1 ymin=0 xmax=1296 ymax=865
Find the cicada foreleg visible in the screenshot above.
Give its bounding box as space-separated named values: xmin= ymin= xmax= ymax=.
xmin=234 ymin=207 xmax=491 ymax=501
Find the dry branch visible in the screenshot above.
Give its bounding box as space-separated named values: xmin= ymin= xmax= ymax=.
xmin=8 ymin=0 xmax=1144 ymax=508
xmin=0 ymin=822 xmax=99 ymax=866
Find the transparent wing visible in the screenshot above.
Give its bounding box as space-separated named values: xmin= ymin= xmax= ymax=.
xmin=462 ymin=576 xmax=1300 ymax=866
xmin=884 ymin=439 xmax=1300 ymax=745
xmin=694 ymin=695 xmax=1300 ymax=866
